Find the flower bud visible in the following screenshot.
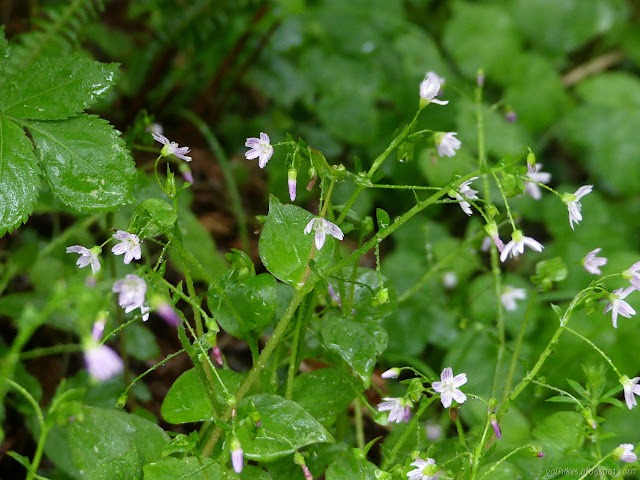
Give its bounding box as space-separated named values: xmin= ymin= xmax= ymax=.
xmin=381 ymin=368 xmax=399 ymax=379
xmin=490 ymin=415 xmax=501 ymax=440
xmin=476 ymin=69 xmax=485 ymax=86
xmin=288 ymin=168 xmax=297 ymax=202
xmin=376 ymin=288 xmax=389 ymax=304
xmin=614 ymin=443 xmax=637 ymax=463
xmin=230 ymin=438 xmax=243 ymax=473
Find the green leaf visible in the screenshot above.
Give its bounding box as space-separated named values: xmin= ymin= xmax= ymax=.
xmin=575 ymin=72 xmax=640 ymax=110
xmin=321 ymin=310 xmax=388 ymax=386
xmin=560 ymin=105 xmax=640 ymax=195
xmin=513 ymin=0 xmax=629 ymax=56
xmin=161 ymin=432 xmax=199 ymax=457
xmin=240 ymin=466 xmax=273 ymax=480
xmin=532 ymin=411 xmax=585 ymax=453
xmin=531 ymin=257 xmax=567 ymax=292
xmin=326 ymin=455 xmax=380 ymax=480
xmin=443 ymin=2 xmax=522 ymax=81
xmin=237 ymin=394 xmax=333 ymax=461
xmin=259 ymin=196 xmax=337 ymax=287
xmin=143 ymin=456 xmax=230 ymax=479
xmin=0 ymin=57 xmax=118 ymax=120
xmin=28 ymin=114 xmax=136 ymax=211
xmin=207 ymin=272 xmax=277 ymax=340
xmin=0 ymin=118 xmax=40 ymax=235
xmin=161 ymin=368 xmax=243 ymax=424
xmin=292 ymin=368 xmax=362 ymax=426
xmin=342 ymin=268 xmax=396 ymax=321
xmin=128 ymin=198 xmax=177 ymax=240
xmin=169 ymin=206 xmax=227 ymax=283
xmin=45 ymin=406 xmax=169 ymax=480
xmin=125 ymin=324 xmax=160 ymax=361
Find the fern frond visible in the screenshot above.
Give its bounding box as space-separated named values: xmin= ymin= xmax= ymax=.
xmin=6 ymin=0 xmax=107 ymax=74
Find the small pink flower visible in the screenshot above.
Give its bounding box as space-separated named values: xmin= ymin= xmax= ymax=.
xmin=152 ymin=133 xmax=192 ymax=162
xmin=432 ymin=367 xmax=467 ymax=408
xmin=304 ymin=217 xmax=344 ymax=250
xmin=582 ymin=248 xmax=607 ymax=275
xmin=245 ymin=132 xmax=273 ymax=168
xmin=66 ymin=245 xmax=101 ymax=274
xmin=604 ymin=287 xmax=636 ymax=328
xmin=111 ymin=230 xmax=142 ymax=264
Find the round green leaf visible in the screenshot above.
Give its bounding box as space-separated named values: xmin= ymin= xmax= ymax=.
xmin=237 ymin=394 xmax=334 ymax=461
xmin=208 ymin=272 xmax=278 ymax=340
xmin=259 ymin=195 xmax=337 ymax=287
xmin=292 ymin=368 xmax=362 ymax=426
xmin=128 ymin=198 xmax=177 ymax=239
xmin=321 ymin=311 xmax=388 ymax=386
xmin=161 ymin=368 xmax=243 ymax=424
xmin=44 ymin=406 xmax=169 ymax=480
xmin=143 ymin=456 xmax=230 ymax=479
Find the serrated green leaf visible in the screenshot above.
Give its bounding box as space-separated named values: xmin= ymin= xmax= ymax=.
xmin=27 ymin=114 xmax=136 ymax=211
xmin=321 ymin=310 xmax=388 ymax=386
xmin=161 ymin=368 xmax=243 ymax=424
xmin=143 ymin=456 xmax=230 ymax=479
xmin=292 ymin=368 xmax=362 ymax=426
xmin=207 ymin=272 xmax=277 ymax=341
xmin=128 ymin=198 xmax=177 ymax=239
xmin=237 ymin=394 xmax=333 ymax=461
xmin=0 ymin=118 xmax=40 ymax=235
xmin=259 ymin=195 xmax=336 ymax=287
xmin=0 ymin=57 xmax=117 ymax=120
xmin=45 ymin=406 xmax=169 ymax=480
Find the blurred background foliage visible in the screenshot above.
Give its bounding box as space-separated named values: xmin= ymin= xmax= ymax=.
xmin=3 ymin=0 xmax=640 ymax=476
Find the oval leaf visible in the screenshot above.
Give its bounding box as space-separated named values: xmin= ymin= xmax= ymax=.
xmin=44 ymin=406 xmax=168 ymax=480
xmin=321 ymin=311 xmax=388 ymax=386
xmin=259 ymin=195 xmax=336 ymax=287
xmin=162 ymin=368 xmax=243 ymax=424
xmin=237 ymin=394 xmax=333 ymax=461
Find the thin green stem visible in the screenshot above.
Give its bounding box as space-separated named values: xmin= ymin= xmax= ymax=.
xmin=382 ymin=396 xmax=435 ymax=470
xmin=371 ymin=184 xmax=440 ymax=190
xmin=4 ymin=378 xmax=43 ymax=427
xmin=26 ymin=424 xmax=51 ymax=480
xmin=490 ymin=170 xmax=517 ymax=230
xmin=476 ymin=446 xmax=531 ymax=480
xmin=399 ymin=227 xmax=484 ymax=304
xmin=577 ymin=454 xmax=613 ymax=480
xmin=456 ymin=415 xmax=467 ymax=449
xmin=20 ymin=344 xmax=82 ymax=359
xmin=121 ymin=348 xmax=186 ymax=400
xmin=498 ymin=287 xmax=594 ymax=420
xmin=564 ymin=326 xmax=621 ymax=376
xmin=530 ymin=379 xmax=581 ymax=406
xmin=180 ymin=110 xmax=250 ymax=252
xmin=286 ymin=299 xmax=306 ymax=400
xmin=354 ymin=396 xmax=365 ymax=450
xmin=201 ymin=172 xmax=479 ymax=456
xmin=469 ymin=412 xmax=491 ymax=479
xmin=501 ymin=290 xmax=537 ymax=406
